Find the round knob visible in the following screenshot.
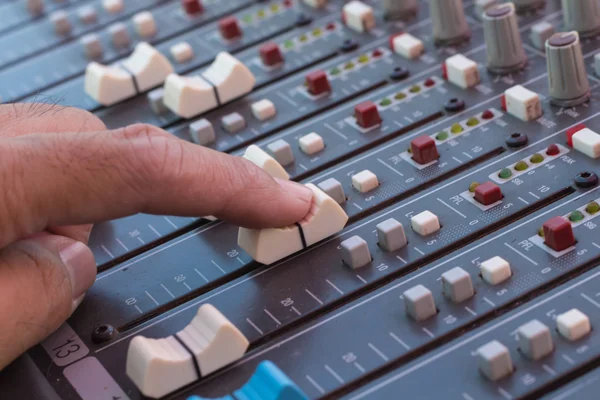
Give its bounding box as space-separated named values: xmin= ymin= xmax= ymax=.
xmin=546 ymin=31 xmax=590 ymax=107
xmin=483 ymin=3 xmax=527 ymax=73
xmin=562 ymin=0 xmax=600 ymax=37
xmin=383 ymin=0 xmax=418 ymax=20
xmin=429 ymin=0 xmax=471 ymax=45
xmin=512 ymin=0 xmax=545 ymax=11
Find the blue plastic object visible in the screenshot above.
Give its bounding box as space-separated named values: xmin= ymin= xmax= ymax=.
xmin=187 ymin=395 xmax=234 ymax=400
xmin=233 ymin=361 xmax=308 ymax=400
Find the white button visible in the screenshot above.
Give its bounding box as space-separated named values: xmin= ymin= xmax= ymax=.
xmin=238 ymin=184 xmax=348 ymax=265
xmin=351 ymin=169 xmax=379 ymax=193
xmin=162 ymin=73 xmax=218 ymax=119
xmin=202 ymin=52 xmax=256 ymax=104
xmin=122 ymin=42 xmax=173 ymax=91
xmin=133 ymin=11 xmax=157 ymax=38
xmin=411 ymin=210 xmax=440 ymax=236
xmin=504 ymin=85 xmax=542 ymax=121
xmin=480 ymin=256 xmax=511 ymax=285
xmin=445 ymin=54 xmax=480 ymax=89
xmin=126 ymin=304 xmax=248 ymax=398
xmin=84 ymin=62 xmax=136 ymax=106
xmin=556 ymin=308 xmax=591 ymax=341
xmin=102 ymin=0 xmax=123 ymax=14
xmin=242 ymin=145 xmax=289 ymax=180
xmin=251 ymin=99 xmax=276 ymax=121
xmin=78 ymin=5 xmax=97 ymax=24
xmin=50 ymin=10 xmax=72 ymax=36
xmin=392 ymin=33 xmax=424 ymax=59
xmin=170 ymin=42 xmax=194 ymax=63
xmin=572 ymin=128 xmax=600 ymax=159
xmin=343 ymin=1 xmax=375 ymax=32
xmin=403 ymin=284 xmax=437 ymax=321
xmin=299 ymin=132 xmax=325 ymax=155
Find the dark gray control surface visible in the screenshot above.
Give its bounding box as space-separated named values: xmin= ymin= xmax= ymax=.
xmin=2 ymin=0 xmax=600 ymax=399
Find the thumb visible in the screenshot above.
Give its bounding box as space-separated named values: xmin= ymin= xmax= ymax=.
xmin=0 ymin=234 xmax=96 ymax=369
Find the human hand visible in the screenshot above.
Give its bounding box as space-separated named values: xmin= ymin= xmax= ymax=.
xmin=0 ymin=103 xmax=312 ymax=369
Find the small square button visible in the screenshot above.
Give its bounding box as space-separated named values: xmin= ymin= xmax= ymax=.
xmin=441 ymin=267 xmax=474 ymax=303
xmin=477 ymin=340 xmax=514 ymax=381
xmin=133 ymin=11 xmax=156 ymax=38
xmin=517 ymin=319 xmax=554 ymax=360
xmin=219 ymin=16 xmax=242 ymax=40
xmin=103 ymin=0 xmax=123 ymax=14
xmin=391 ymin=33 xmax=424 ymax=59
xmin=299 ymin=132 xmax=324 ymax=155
xmin=267 ymin=139 xmax=294 ymax=166
xmin=474 ymin=181 xmax=503 ymax=206
xmin=170 ymin=42 xmax=194 ymax=63
xmin=376 ymin=218 xmax=407 ymax=252
xmin=50 ymin=10 xmax=71 ymax=35
xmin=543 ymin=216 xmax=575 ymax=252
xmin=556 ymin=309 xmax=591 ymax=341
xmin=530 ymin=21 xmax=555 ymax=50
xmin=189 ymin=119 xmax=215 ymax=146
xmin=341 ymin=235 xmax=371 ymax=269
xmin=403 ymin=284 xmax=436 ymax=321
xmin=318 ymin=178 xmax=346 ymax=204
xmin=445 ymin=54 xmax=480 ymax=89
xmin=411 ymin=135 xmax=439 ymax=165
xmin=259 ymin=42 xmax=284 ymax=67
xmin=147 ymin=88 xmax=168 ymax=115
xmin=305 ymin=70 xmax=331 ymax=96
xmin=251 ymin=99 xmax=276 ymax=121
xmin=504 ymin=85 xmax=542 ymax=122
xmin=572 ymin=128 xmax=600 ymax=159
xmin=351 ymin=170 xmax=379 ymax=193
xmin=354 ymin=101 xmax=381 ymax=128
xmin=108 ymin=23 xmax=130 ymax=48
xmin=343 ymin=1 xmax=375 ymax=33
xmin=411 ymin=211 xmax=440 ymax=236
xmin=480 ymin=256 xmax=511 ymax=285
xmin=221 ymin=112 xmax=246 ymax=134
xmin=81 ymin=34 xmax=103 ymax=59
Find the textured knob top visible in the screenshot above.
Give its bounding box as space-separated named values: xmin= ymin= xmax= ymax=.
xmin=562 ymin=0 xmax=600 ymax=37
xmin=429 ymin=0 xmax=471 ymax=44
xmin=483 ymin=3 xmax=527 ymax=73
xmin=546 ymin=31 xmax=590 ymax=106
xmin=383 ymin=0 xmax=418 ymax=19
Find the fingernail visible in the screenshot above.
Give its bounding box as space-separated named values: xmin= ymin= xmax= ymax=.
xmin=276 ymin=178 xmax=313 ymax=203
xmin=59 ymin=241 xmax=96 ymax=301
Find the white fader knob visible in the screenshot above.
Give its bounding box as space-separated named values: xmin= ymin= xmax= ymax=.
xmin=84 ymin=62 xmax=136 ymax=106
xmin=126 ymin=304 xmax=249 ymax=398
xmin=429 ymin=0 xmax=471 ymax=44
xmin=242 ymin=145 xmax=289 ymax=180
xmin=238 ymin=184 xmax=349 ymax=265
xmin=201 ymin=52 xmax=256 ymax=105
xmin=162 ymin=74 xmax=218 ymax=119
xmin=546 ymin=32 xmax=590 ymax=107
xmin=121 ymin=42 xmax=173 ymax=92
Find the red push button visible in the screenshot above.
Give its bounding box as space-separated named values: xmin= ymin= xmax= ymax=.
xmin=219 ymin=16 xmax=242 ymax=40
xmin=305 ymin=70 xmax=331 ymax=96
xmin=259 ymin=42 xmax=284 ymax=67
xmin=182 ymin=0 xmax=203 ymax=15
xmin=410 ymin=135 xmax=440 ymax=165
xmin=474 ymin=181 xmax=503 ymax=206
xmin=543 ymin=216 xmax=576 ymax=251
xmin=354 ymin=101 xmax=381 ymax=128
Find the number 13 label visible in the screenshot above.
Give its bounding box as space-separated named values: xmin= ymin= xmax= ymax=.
xmin=41 ymin=323 xmax=89 ymax=367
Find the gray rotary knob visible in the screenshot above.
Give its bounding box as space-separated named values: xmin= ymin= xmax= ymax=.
xmin=562 ymin=0 xmax=600 ymax=37
xmin=512 ymin=0 xmax=545 ymax=11
xmin=483 ymin=3 xmax=527 ymax=73
xmin=429 ymin=0 xmax=471 ymax=45
xmin=383 ymin=0 xmax=418 ymax=20
xmin=546 ymin=31 xmax=590 ymax=106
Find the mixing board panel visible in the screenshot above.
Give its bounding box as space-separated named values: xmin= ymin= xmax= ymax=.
xmin=3 ymin=0 xmax=600 ymax=399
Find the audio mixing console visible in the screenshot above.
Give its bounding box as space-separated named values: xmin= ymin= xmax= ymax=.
xmin=2 ymin=0 xmax=600 ymax=399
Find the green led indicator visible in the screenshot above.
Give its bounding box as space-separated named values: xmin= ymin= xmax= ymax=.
xmin=436 ymin=131 xmax=449 ymax=141
xmin=380 ymin=98 xmax=392 ymax=106
xmin=569 ymin=210 xmax=584 ymax=222
xmin=514 ymin=161 xmax=529 ymax=171
xmin=498 ymin=168 xmax=512 ymax=179
xmin=344 ymin=62 xmax=355 ymax=70
xmin=299 ymin=34 xmax=308 ymax=42
xmin=330 ymin=67 xmax=341 ymax=75
xmin=394 ymin=92 xmax=407 ymax=100
xmin=242 ymin=14 xmax=253 ymax=23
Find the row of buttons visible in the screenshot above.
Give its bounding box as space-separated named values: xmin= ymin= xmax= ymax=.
xmin=477 ymin=309 xmax=591 ymax=381
xmin=79 ymin=11 xmax=157 ymax=58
